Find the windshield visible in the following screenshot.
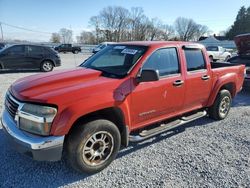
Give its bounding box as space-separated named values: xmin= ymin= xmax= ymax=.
xmin=82 ymin=45 xmax=147 ymax=78
xmin=206 ymin=46 xmax=218 ymax=51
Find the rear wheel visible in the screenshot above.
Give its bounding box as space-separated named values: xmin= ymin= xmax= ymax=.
xmin=208 ymin=89 xmax=232 ymax=120
xmin=225 ymin=55 xmax=230 ymax=62
xmin=66 ymin=119 xmax=121 ymax=174
xmin=40 ymin=60 xmax=54 ymax=72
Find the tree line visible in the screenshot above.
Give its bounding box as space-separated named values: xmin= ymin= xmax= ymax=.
xmin=51 ymin=6 xmax=210 ymax=44
xmin=50 ymin=5 xmax=250 ymax=44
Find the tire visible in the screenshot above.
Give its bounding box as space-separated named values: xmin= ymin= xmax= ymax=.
xmin=66 ymin=119 xmax=121 ymax=174
xmin=40 ymin=60 xmax=54 ymax=72
xmin=225 ymin=56 xmax=230 ymax=62
xmin=73 ymin=50 xmax=79 ymax=54
xmin=209 ymin=56 xmax=213 ymax=62
xmin=208 ymin=89 xmax=232 ymax=120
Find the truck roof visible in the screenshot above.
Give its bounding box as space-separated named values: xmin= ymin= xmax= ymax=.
xmin=117 ymin=41 xmax=202 ymax=48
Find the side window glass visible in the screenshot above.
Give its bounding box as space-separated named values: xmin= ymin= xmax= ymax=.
xmin=28 ymin=46 xmax=43 ymax=54
xmin=142 ymin=48 xmax=180 ymax=77
xmin=184 ymin=49 xmax=206 ymax=72
xmin=9 ymin=46 xmax=25 ymax=54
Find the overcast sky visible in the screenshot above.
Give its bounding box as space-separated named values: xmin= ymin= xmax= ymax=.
xmin=0 ymin=0 xmax=249 ymax=42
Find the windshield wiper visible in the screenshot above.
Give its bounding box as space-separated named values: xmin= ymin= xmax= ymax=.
xmin=86 ymin=67 xmax=121 ymax=78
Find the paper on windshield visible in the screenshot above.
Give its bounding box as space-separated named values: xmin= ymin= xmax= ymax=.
xmin=121 ymin=49 xmax=138 ymax=55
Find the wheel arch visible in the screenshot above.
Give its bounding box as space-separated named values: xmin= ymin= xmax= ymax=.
xmin=66 ymin=107 xmax=129 ymax=147
xmin=207 ymin=81 xmax=236 ymax=107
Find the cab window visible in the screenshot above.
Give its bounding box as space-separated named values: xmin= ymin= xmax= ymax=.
xmin=142 ymin=48 xmax=180 ymax=77
xmin=184 ymin=49 xmax=206 ymax=72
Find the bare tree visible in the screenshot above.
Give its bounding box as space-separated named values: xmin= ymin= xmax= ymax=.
xmin=160 ymin=24 xmax=175 ymax=40
xmin=175 ymin=17 xmax=209 ymax=41
xmin=98 ymin=6 xmax=129 ymax=42
xmin=89 ymin=16 xmax=102 ymax=43
xmin=76 ymin=31 xmax=96 ymax=44
xmin=146 ymin=18 xmax=163 ymax=41
xmin=175 ymin=17 xmax=198 ymax=41
xmin=193 ymin=24 xmax=210 ymax=41
xmin=50 ymin=33 xmax=61 ymax=43
xmin=59 ymin=28 xmax=73 ymax=43
xmin=88 ymin=6 xmax=211 ymax=43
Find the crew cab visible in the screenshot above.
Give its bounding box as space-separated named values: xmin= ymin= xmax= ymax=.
xmin=54 ymin=44 xmax=81 ymax=54
xmin=1 ymin=42 xmax=245 ymax=174
xmin=206 ymin=46 xmax=232 ymax=62
xmin=228 ymin=33 xmax=250 ymax=88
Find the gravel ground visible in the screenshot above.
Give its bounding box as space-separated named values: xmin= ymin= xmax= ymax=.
xmin=0 ymin=54 xmax=249 ymax=188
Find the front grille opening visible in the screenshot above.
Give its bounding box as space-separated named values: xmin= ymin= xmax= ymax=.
xmin=5 ymin=94 xmax=19 ymax=119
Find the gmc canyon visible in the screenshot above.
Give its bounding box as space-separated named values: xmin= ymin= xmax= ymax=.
xmin=1 ymin=41 xmax=245 ymax=174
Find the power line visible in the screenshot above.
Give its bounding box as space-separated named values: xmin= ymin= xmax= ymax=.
xmin=0 ymin=21 xmax=52 ymax=35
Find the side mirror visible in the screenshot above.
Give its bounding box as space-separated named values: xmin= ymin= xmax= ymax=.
xmin=136 ymin=69 xmax=160 ymax=83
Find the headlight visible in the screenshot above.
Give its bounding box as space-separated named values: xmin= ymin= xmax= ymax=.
xmin=18 ymin=103 xmax=57 ymax=136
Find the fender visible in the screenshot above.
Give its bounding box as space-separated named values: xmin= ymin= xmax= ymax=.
xmin=51 ymin=91 xmax=131 ymax=136
xmin=207 ymin=73 xmax=237 ymax=107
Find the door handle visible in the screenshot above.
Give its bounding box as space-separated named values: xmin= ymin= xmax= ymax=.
xmin=173 ymin=80 xmax=184 ymax=87
xmin=201 ymin=75 xmax=210 ymax=80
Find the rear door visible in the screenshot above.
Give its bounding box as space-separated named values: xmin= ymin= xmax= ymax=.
xmin=182 ymin=47 xmax=212 ymax=111
xmin=131 ymin=47 xmax=185 ymax=128
xmin=1 ymin=45 xmax=26 ymax=69
xmin=26 ymin=45 xmax=44 ymax=68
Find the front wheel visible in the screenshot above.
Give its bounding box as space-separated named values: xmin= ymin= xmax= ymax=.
xmin=208 ymin=89 xmax=232 ymax=120
xmin=73 ymin=50 xmax=79 ymax=54
xmin=66 ymin=119 xmax=121 ymax=174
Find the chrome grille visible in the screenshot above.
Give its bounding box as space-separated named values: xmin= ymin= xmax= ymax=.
xmin=5 ymin=93 xmax=19 ymax=119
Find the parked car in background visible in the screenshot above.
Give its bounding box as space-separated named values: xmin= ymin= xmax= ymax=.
xmin=228 ymin=33 xmax=250 ymax=88
xmin=0 ymin=43 xmax=6 ymax=50
xmin=206 ymin=46 xmax=232 ymax=62
xmin=92 ymin=42 xmax=116 ymax=53
xmin=54 ymin=44 xmax=81 ymax=54
xmin=0 ymin=44 xmax=61 ymax=72
xmin=1 ymin=41 xmax=245 ymax=174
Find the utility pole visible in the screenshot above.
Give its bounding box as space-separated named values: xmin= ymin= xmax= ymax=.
xmin=0 ymin=22 xmax=3 ymax=42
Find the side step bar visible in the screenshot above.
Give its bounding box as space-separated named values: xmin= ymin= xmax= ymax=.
xmin=129 ymin=111 xmax=207 ymax=142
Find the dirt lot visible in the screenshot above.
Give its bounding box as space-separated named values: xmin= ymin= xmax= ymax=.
xmin=0 ymin=53 xmax=250 ymax=187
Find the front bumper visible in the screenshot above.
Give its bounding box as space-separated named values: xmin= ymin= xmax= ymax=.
xmin=1 ymin=109 xmax=64 ymax=161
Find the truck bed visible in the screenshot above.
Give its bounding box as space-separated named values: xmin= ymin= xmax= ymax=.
xmin=211 ymin=62 xmax=241 ymax=69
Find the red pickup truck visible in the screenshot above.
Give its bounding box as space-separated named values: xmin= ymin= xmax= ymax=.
xmin=2 ymin=41 xmax=245 ymax=174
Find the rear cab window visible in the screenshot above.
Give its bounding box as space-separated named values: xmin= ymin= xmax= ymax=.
xmin=184 ymin=48 xmax=206 ymax=72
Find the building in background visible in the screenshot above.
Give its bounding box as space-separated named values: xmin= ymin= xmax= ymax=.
xmin=198 ymin=35 xmax=236 ymax=49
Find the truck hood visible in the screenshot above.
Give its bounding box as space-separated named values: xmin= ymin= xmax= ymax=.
xmin=234 ymin=33 xmax=250 ymax=55
xmin=10 ymin=67 xmax=123 ymax=104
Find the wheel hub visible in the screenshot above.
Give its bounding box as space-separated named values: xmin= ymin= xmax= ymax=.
xmin=82 ymin=131 xmax=114 ymax=166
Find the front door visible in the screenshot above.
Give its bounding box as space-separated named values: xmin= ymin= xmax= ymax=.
xmin=131 ymin=47 xmax=185 ymax=128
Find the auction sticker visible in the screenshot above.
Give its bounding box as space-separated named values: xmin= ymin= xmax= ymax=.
xmin=121 ymin=49 xmax=138 ymax=55
xmin=114 ymin=46 xmax=126 ymax=50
